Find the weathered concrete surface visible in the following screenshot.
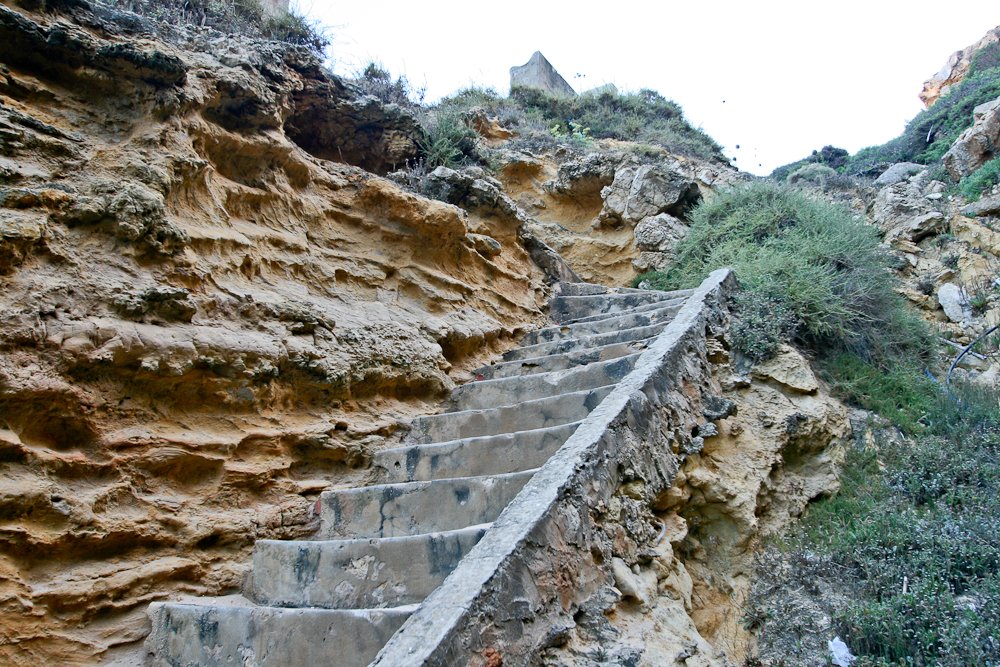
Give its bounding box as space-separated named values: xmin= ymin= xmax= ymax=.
xmin=248 ymin=525 xmax=489 ymax=608
xmin=372 ymin=424 xmax=581 ymax=483
xmin=446 ymin=353 xmax=639 ymax=411
xmin=369 ymin=269 xmax=737 ymax=667
xmin=318 ymin=470 xmax=535 ymax=539
xmin=408 ymin=385 xmax=614 ymax=443
xmin=509 ymin=51 xmax=576 ymax=98
xmin=146 ymin=600 xmax=413 ymax=667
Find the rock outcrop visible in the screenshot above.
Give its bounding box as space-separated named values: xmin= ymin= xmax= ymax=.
xmin=943 ymin=96 xmax=1000 ymax=180
xmin=509 ymin=51 xmax=576 ymax=98
xmin=0 ymin=3 xmax=554 ymax=665
xmin=920 ymin=25 xmax=1000 ymax=108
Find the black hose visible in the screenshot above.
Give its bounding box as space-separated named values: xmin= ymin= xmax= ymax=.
xmin=946 ymin=323 xmax=1000 ymax=398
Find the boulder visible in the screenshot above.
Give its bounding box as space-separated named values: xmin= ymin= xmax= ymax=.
xmin=873 ymin=181 xmax=946 ymax=243
xmin=542 ymin=154 xmax=618 ymax=199
xmin=962 ymin=194 xmax=1000 ymax=218
xmin=598 ymin=165 xmax=700 ymax=228
xmin=509 ymin=51 xmax=576 ymax=99
xmin=463 ymin=107 xmax=515 ymax=141
xmin=874 ymin=162 xmax=926 ymax=186
xmin=943 ymin=96 xmax=1000 ymax=181
xmin=633 ymin=213 xmax=688 ymax=253
xmin=938 ymin=283 xmax=972 ymax=323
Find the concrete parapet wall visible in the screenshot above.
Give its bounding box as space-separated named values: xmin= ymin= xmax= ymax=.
xmin=370 ymin=268 xmax=737 ymax=667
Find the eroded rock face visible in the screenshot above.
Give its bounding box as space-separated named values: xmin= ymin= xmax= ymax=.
xmin=920 ymin=25 xmax=1000 ymax=108
xmin=874 ymin=181 xmax=946 ymax=245
xmin=541 ymin=336 xmax=850 ymax=667
xmin=943 ymin=96 xmax=1000 ymax=181
xmin=598 ymin=164 xmax=701 ymax=228
xmin=0 ymin=3 xmax=550 ymax=665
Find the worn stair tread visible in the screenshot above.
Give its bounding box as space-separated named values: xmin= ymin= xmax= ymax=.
xmin=318 ymin=470 xmax=536 ymax=540
xmin=147 ymin=598 xmax=414 ymax=667
xmin=249 ymin=524 xmax=490 ymax=609
xmin=503 ymin=321 xmax=672 ymax=362
xmin=520 ymin=303 xmax=681 ymax=346
xmin=373 ymin=423 xmax=580 ymax=483
xmin=409 ymin=384 xmax=614 ymax=443
xmin=447 ymin=353 xmax=639 ymax=412
xmin=476 ymin=338 xmax=654 ymax=380
xmin=558 ymin=296 xmax=686 ymax=325
xmin=553 ymin=282 xmax=655 ymax=297
xmin=549 ymin=290 xmax=691 ymax=322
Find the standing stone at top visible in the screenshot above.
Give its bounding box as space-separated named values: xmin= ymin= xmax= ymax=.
xmin=510 ymin=51 xmax=577 ymax=98
xmin=261 ymin=0 xmax=289 ymax=17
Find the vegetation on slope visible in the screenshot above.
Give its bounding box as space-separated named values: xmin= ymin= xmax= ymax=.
xmin=771 ymin=60 xmax=1000 ymax=190
xmin=636 ymin=182 xmax=1000 ymax=666
xmin=635 ymin=181 xmax=930 ymax=365
xmin=107 ymin=0 xmax=328 ymax=52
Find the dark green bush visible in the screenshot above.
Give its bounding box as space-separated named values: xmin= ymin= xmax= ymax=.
xmin=636 ymin=181 xmax=930 ymax=364
xmin=771 ymin=145 xmax=850 ymax=181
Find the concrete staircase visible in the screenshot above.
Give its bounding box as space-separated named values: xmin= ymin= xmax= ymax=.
xmin=146 ymin=283 xmax=694 ymax=667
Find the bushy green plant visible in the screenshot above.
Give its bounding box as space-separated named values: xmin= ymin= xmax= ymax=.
xmin=772 ymin=145 xmax=850 ymax=182
xmin=959 ymin=156 xmax=1000 ymax=201
xmin=637 ymin=181 xmax=930 ymax=364
xmin=728 ymin=290 xmax=800 ymax=362
xmin=418 ymin=108 xmax=478 ymax=169
xmin=787 ymin=163 xmax=837 ymax=187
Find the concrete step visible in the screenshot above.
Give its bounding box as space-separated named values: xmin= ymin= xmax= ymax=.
xmin=373 ymin=423 xmax=579 ymax=483
xmin=409 ymin=384 xmax=614 ymax=444
xmin=147 ymin=598 xmax=414 ymax=667
xmin=520 ymin=303 xmax=681 ymax=347
xmin=549 ymin=290 xmax=691 ymax=323
xmin=317 ymin=470 xmax=535 ymax=540
xmin=561 ymin=295 xmax=687 ymax=326
xmin=447 ymin=353 xmax=639 ymax=412
xmin=477 ymin=338 xmax=653 ymax=380
xmin=248 ymin=524 xmax=489 ymax=610
xmin=503 ymin=321 xmax=670 ymax=362
xmin=553 ymin=283 xmax=654 ymax=297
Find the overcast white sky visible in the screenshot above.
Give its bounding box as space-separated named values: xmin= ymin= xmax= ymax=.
xmin=304 ymin=1 xmax=998 ymax=175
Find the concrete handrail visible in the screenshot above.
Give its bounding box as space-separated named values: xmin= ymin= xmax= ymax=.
xmin=369 ymin=268 xmax=736 ymax=667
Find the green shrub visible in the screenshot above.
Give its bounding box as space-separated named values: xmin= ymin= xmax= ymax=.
xmin=792 ymin=378 xmax=1000 ymax=667
xmin=636 ymin=181 xmax=930 ymax=364
xmin=508 ymin=86 xmax=726 ymax=160
xmin=787 ymin=163 xmax=837 ymax=187
xmin=772 ymin=146 xmax=850 ymax=182
xmin=418 ymin=108 xmax=478 ymax=169
xmin=959 ymin=156 xmax=1000 ymax=201
xmin=109 ymin=0 xmax=328 ymax=52
xmin=727 ymin=290 xmax=800 ymax=362
xmin=352 ymin=61 xmax=424 ymax=106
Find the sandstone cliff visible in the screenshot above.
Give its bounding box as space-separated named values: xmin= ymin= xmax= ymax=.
xmin=920 ymin=25 xmax=1000 ymax=108
xmin=0 ymin=3 xmax=555 ymax=664
xmin=0 ymin=3 xmax=855 ymax=666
